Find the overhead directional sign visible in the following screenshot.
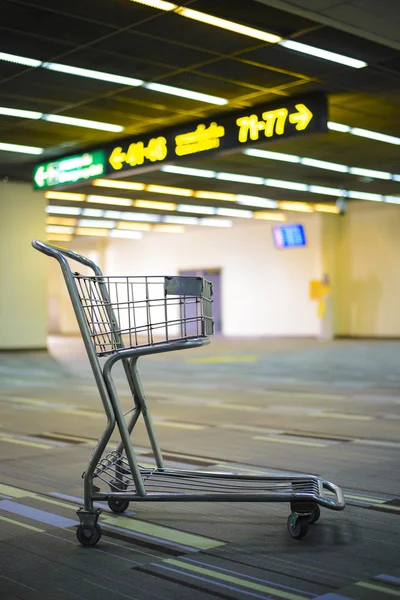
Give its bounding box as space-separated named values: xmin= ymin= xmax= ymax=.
xmin=33 ymin=93 xmax=327 ymax=187
xmin=33 ymin=150 xmax=106 ymax=189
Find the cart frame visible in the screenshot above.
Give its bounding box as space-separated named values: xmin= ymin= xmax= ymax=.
xmin=32 ymin=240 xmax=345 ymax=545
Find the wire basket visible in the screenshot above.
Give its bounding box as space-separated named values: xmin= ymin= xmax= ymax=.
xmin=74 ymin=274 xmax=214 ymax=357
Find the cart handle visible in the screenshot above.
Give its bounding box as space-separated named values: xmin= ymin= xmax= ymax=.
xmin=32 ymin=239 xmax=102 ymax=276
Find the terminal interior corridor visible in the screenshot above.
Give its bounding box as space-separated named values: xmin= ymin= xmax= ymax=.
xmin=1 ymin=336 xmax=399 ymax=600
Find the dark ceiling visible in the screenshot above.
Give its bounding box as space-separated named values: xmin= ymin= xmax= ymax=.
xmin=1 ymin=0 xmax=400 ymax=214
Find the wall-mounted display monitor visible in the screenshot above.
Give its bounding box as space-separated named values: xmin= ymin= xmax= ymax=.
xmin=272 ymin=224 xmax=306 ymax=248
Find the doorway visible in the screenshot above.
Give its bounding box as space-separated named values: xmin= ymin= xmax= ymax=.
xmin=179 ymin=269 xmax=222 ymax=334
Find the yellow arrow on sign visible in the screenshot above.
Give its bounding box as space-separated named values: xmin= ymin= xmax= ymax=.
xmin=289 ymin=103 xmax=313 ymax=131
xmin=109 ymin=146 xmax=126 ymax=170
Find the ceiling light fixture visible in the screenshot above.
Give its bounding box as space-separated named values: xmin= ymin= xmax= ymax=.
xmin=161 ymin=165 xmax=216 ymax=178
xmin=216 ymin=172 xmax=264 ymax=185
xmin=301 ymin=157 xmax=348 ymax=173
xmin=129 ymin=0 xmax=177 ymax=10
xmin=75 ymin=227 xmax=109 ymax=237
xmin=199 ymin=219 xmax=233 ymax=228
xmin=266 ymin=179 xmax=308 ymax=192
xmin=216 ymin=208 xmax=252 ymax=218
xmin=0 ymin=141 xmax=43 ymax=154
xmin=43 ymin=114 xmax=124 ymax=133
xmin=46 ymin=233 xmax=73 ymax=242
xmin=93 ymin=179 xmax=145 ymax=191
xmin=328 ymin=121 xmax=400 ymax=145
xmin=146 ymin=184 xmax=193 ymax=197
xmin=349 ymin=167 xmax=391 ymax=180
xmin=278 ymin=201 xmax=314 ymax=212
xmin=134 ymin=199 xmax=177 ymax=211
xmin=46 ymin=225 xmax=75 ymax=234
xmin=153 ymin=224 xmax=185 ymax=233
xmin=0 ymin=51 xmax=41 ymax=67
xmin=177 ymin=204 xmax=216 ymax=215
xmin=46 ymin=206 xmax=82 ymax=216
xmin=43 ymin=61 xmax=143 ymax=87
xmin=144 ymin=82 xmax=227 ymax=105
xmin=194 ymin=190 xmax=236 ymax=201
xmin=236 ymin=195 xmax=278 ymax=209
xmin=254 ymin=212 xmax=286 ymax=221
xmin=314 ymin=204 xmax=340 ymax=214
xmin=82 ymin=208 xmax=105 ymax=217
xmin=175 ymin=7 xmax=282 ymax=44
xmin=116 ymin=221 xmax=152 ymax=231
xmin=0 ymin=106 xmax=42 ymax=119
xmin=119 ymin=212 xmax=161 ymax=222
xmin=78 ymin=219 xmax=116 ymax=228
xmin=279 ymin=39 xmax=367 ymax=68
xmin=244 ymin=148 xmax=300 ymax=163
xmin=164 ymin=215 xmax=199 ymax=225
xmin=87 ymin=194 xmax=132 ymax=206
xmin=46 ymin=217 xmax=77 ymax=226
xmin=45 ymin=191 xmax=86 ymax=201
xmin=110 ymin=229 xmax=143 ymax=239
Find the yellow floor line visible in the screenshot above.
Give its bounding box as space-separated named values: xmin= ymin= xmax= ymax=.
xmin=164 ymin=559 xmax=309 ymax=600
xmin=154 ymin=421 xmax=206 ymax=431
xmin=102 ymin=515 xmax=224 ymax=550
xmin=210 ymin=403 xmax=260 ymax=412
xmin=254 ymin=436 xmax=328 ymax=448
xmin=0 ymin=435 xmax=52 ymax=450
xmin=307 ymin=412 xmax=373 ymax=421
xmin=356 ymin=581 xmax=400 ymax=596
xmin=187 ymin=356 xmax=258 ymax=364
xmin=0 ymin=515 xmax=44 ymax=533
xmin=345 ymin=493 xmax=385 ymax=504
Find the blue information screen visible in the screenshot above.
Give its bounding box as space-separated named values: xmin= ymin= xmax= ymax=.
xmin=272 ymin=224 xmax=306 ymax=248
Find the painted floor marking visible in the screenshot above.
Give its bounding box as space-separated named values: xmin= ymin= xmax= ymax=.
xmin=356 ymin=581 xmax=400 ymax=596
xmin=254 ymin=435 xmax=328 ymax=448
xmin=0 ymin=500 xmax=77 ymax=528
xmin=0 ymin=434 xmax=53 ymax=449
xmin=0 ymin=514 xmax=45 ymax=533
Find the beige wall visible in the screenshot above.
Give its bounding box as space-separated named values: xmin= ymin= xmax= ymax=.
xmin=0 ymin=181 xmax=47 ymax=349
xmin=336 ymin=202 xmax=400 ymax=337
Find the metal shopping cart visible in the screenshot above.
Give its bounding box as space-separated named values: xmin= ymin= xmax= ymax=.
xmin=32 ymin=240 xmax=345 ymax=546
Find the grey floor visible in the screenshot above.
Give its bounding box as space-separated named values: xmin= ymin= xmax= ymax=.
xmin=1 ymin=335 xmax=400 ymax=600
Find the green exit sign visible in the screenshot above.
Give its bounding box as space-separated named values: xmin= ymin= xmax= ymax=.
xmin=33 ymin=150 xmax=106 ymax=189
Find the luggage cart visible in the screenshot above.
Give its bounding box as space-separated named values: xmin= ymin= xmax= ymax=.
xmin=32 ymin=240 xmax=345 ymax=545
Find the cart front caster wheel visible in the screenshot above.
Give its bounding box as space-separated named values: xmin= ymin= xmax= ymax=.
xmin=108 ymin=498 xmax=130 ymax=514
xmin=287 ymin=514 xmax=309 ymax=539
xmin=308 ymin=504 xmax=320 ymax=524
xmin=77 ymin=523 xmax=102 ymax=546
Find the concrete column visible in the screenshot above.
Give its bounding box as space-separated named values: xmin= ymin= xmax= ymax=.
xmin=0 ymin=181 xmax=47 ymax=349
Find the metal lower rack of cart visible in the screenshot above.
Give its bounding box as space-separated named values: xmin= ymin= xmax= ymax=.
xmin=32 ymin=240 xmax=345 ymax=545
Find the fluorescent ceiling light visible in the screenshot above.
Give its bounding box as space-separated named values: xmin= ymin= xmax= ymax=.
xmin=46 ymin=205 xmax=82 ymax=215
xmin=200 ymin=219 xmax=233 ymax=228
xmin=278 ymin=201 xmax=314 ymax=212
xmin=254 ymin=212 xmax=286 ymax=221
xmin=87 ymin=195 xmax=132 ymax=206
xmin=45 ymin=191 xmax=86 ymax=201
xmin=119 ymin=212 xmax=161 ymax=222
xmin=146 ymin=184 xmax=193 ymax=197
xmin=134 ymin=199 xmax=177 ymax=211
xmin=104 ymin=210 xmax=123 ymax=219
xmin=46 ymin=233 xmax=72 ymax=242
xmin=194 ymin=190 xmax=236 ymax=201
xmin=244 ymin=148 xmax=300 ymax=163
xmin=43 ymin=62 xmax=143 ymax=87
xmin=266 ymin=179 xmax=308 ymax=192
xmin=75 ymin=227 xmax=109 ymax=237
xmin=130 ymin=0 xmax=177 ymax=10
xmin=385 ymin=196 xmax=400 ymax=204
xmin=351 ymin=127 xmax=400 ymax=146
xmin=0 ymin=141 xmax=43 ymax=154
xmin=0 ymin=106 xmax=42 ymax=119
xmin=236 ymin=195 xmax=278 ymax=209
xmin=153 ymin=224 xmax=184 ymax=233
xmin=309 ymin=185 xmax=343 ymax=197
xmin=327 ymin=122 xmax=351 ymax=133
xmin=161 ymin=165 xmax=216 ymax=178
xmin=82 ymin=208 xmax=104 ymax=217
xmin=175 ymin=7 xmax=282 ymax=44
xmin=0 ymin=51 xmax=41 ymax=67
xmin=46 ymin=225 xmax=75 ymax=234
xmin=177 ymin=204 xmax=216 ymax=215
xmin=216 ymin=208 xmax=252 ymax=218
xmin=117 ymin=221 xmax=152 ymax=230
xmin=164 ymin=215 xmax=199 ymax=225
xmin=279 ymin=39 xmax=367 ymax=68
xmin=144 ymin=82 xmax=227 ymax=105
xmin=314 ymin=204 xmax=340 ymax=214
xmin=46 ymin=217 xmax=77 ymax=226
xmin=349 ymin=167 xmax=391 ymax=180
xmin=216 ymin=172 xmax=264 ymax=185
xmin=347 ymin=191 xmax=383 ymax=201
xmin=110 ymin=229 xmax=143 ymax=239
xmin=93 ymin=179 xmax=145 ymax=191
xmin=43 ymin=114 xmax=124 ymax=133
xmin=78 ymin=219 xmax=116 ymax=228
xmin=301 ymin=157 xmax=348 ymax=173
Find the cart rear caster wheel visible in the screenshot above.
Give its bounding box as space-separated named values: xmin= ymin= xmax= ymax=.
xmin=287 ymin=514 xmax=309 ymax=539
xmin=77 ymin=523 xmax=102 ymax=546
xmin=308 ymin=504 xmax=320 ymax=524
xmin=108 ymin=498 xmax=130 ymax=514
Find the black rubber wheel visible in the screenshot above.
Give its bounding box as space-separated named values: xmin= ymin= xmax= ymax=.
xmin=76 ymin=523 xmax=102 ymax=547
xmin=308 ymin=504 xmax=321 ymax=524
xmin=108 ymin=497 xmax=130 ymax=514
xmin=287 ymin=514 xmax=309 ymax=539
